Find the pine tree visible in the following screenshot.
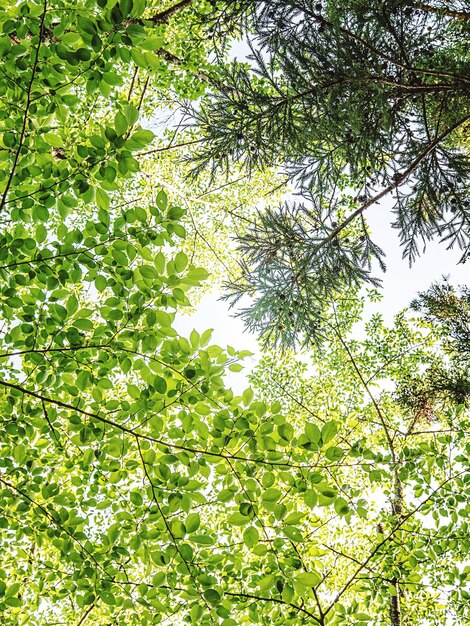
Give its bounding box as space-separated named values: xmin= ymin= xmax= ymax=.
xmin=411 ymin=280 xmax=470 ymax=358
xmin=396 ymin=281 xmax=470 ymax=416
xmin=190 ymin=0 xmax=470 ymax=347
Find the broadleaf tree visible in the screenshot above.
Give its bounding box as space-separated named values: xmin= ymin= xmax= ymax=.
xmin=0 ymin=1 xmax=469 ymax=626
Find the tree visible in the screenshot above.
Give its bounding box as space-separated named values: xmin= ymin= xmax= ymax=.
xmin=189 ymin=0 xmax=470 ymax=346
xmin=1 ymin=1 xmax=469 ymax=625
xmin=0 ymin=1 xmax=255 ymax=623
xmin=137 ymin=127 xmax=284 ymax=293
xmin=398 ymin=281 xmax=470 ymax=409
xmin=248 ymin=291 xmax=470 ymax=626
xmin=411 ymin=280 xmax=469 ymax=360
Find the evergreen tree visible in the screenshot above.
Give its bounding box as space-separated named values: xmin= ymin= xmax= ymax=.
xmin=190 ymin=0 xmax=470 ymax=347
xmin=397 ymin=281 xmax=470 ymax=411
xmin=411 ymin=280 xmax=470 ymax=359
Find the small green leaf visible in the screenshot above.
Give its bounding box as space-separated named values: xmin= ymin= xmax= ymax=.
xmin=96 ymin=187 xmax=110 ymax=210
xmin=114 ymin=111 xmax=128 ymax=136
xmin=325 ymin=446 xmax=343 ymax=461
xmin=321 ymin=421 xmax=338 ymax=445
xmin=153 ymin=375 xmax=167 ymax=394
xmin=174 ymin=251 xmax=188 ymax=273
xmin=170 ymin=520 xmax=186 ymax=539
xmin=243 ymin=526 xmax=259 ymax=548
xmin=334 ymin=497 xmax=349 ymax=516
xmin=262 ymin=488 xmax=280 ymax=503
xmin=303 ymin=489 xmax=317 ymax=508
xmin=227 ymin=513 xmax=249 ymax=526
xmin=305 ymin=422 xmax=321 ymax=444
xmin=156 ymin=190 xmax=168 ymax=210
xmin=140 ymin=36 xmax=164 ymax=50
xmin=203 ymin=589 xmax=220 ymax=605
xmin=242 ymin=387 xmax=254 ymax=406
xmin=185 ymin=513 xmax=200 ymax=533
xmin=130 ymin=491 xmax=143 ymax=506
xmin=296 ymin=571 xmax=321 ymax=587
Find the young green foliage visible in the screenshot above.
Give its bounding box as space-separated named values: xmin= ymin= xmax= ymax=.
xmin=0 ymin=2 xmax=469 ymax=625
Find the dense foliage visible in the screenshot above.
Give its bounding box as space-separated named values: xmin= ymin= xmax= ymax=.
xmin=0 ymin=1 xmax=469 ymax=626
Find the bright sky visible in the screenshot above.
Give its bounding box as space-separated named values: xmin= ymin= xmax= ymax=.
xmin=174 ymin=193 xmax=468 ymax=391
xmin=173 ymin=38 xmax=468 ymax=390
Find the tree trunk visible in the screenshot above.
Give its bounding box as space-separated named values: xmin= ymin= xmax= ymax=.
xmin=390 ymin=476 xmax=403 ymax=626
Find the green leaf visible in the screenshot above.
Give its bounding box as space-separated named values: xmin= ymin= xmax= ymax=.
xmin=96 ymin=187 xmax=110 ymax=210
xmin=284 ymin=525 xmax=303 ymax=542
xmin=242 ymin=387 xmax=254 ymax=406
xmin=278 ymin=422 xmax=294 ymax=441
xmin=95 ymin=275 xmax=107 ymax=292
xmin=32 ymin=205 xmax=49 ymax=222
xmin=114 ymin=111 xmax=128 ymax=136
xmin=156 ymin=190 xmax=168 ymax=211
xmin=325 ymin=446 xmax=343 ymax=461
xmin=153 ymin=375 xmax=167 ymax=394
xmin=321 ymin=421 xmax=338 ymax=445
xmin=262 ymin=488 xmax=280 ymax=503
xmin=227 ymin=513 xmax=249 ymax=526
xmin=130 ymin=491 xmax=143 ymax=506
xmin=140 ymin=36 xmax=164 ymax=50
xmin=185 ymin=513 xmax=200 ymax=533
xmin=305 ymin=422 xmax=321 ymax=444
xmin=303 ymin=489 xmax=317 ymax=508
xmin=43 ymin=132 xmax=63 ymax=147
xmin=175 ymin=251 xmax=188 ymax=273
xmin=170 ymin=520 xmax=186 ymax=539
xmin=200 ymin=328 xmax=213 ymax=346
xmin=203 ymin=589 xmax=221 ymax=605
xmin=243 ymin=526 xmax=259 ymax=547
xmin=334 ymin=497 xmax=349 ymax=516
xmin=295 ymin=571 xmax=321 ymax=587
xmin=192 ymin=534 xmax=214 ymax=545
xmin=131 ymin=47 xmax=148 ymax=68
xmin=66 ymin=294 xmax=78 ymax=316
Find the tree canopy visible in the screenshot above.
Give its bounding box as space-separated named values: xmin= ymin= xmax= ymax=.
xmin=190 ymin=0 xmax=470 ymax=346
xmin=0 ymin=1 xmax=469 ymax=626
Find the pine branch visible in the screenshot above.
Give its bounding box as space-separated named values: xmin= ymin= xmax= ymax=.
xmin=414 ymin=2 xmax=470 ymax=20
xmin=321 ymin=113 xmax=470 ymax=248
xmin=290 ymin=1 xmax=470 ymax=84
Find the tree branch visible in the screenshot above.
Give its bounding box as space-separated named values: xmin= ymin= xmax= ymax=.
xmin=323 ymin=468 xmax=466 ymax=616
xmin=147 ymin=0 xmax=194 ymax=23
xmin=414 ymin=2 xmax=470 ymax=20
xmin=318 ymin=113 xmax=470 ymax=249
xmin=290 ymin=2 xmax=470 ymax=84
xmin=0 ymin=0 xmax=47 ymax=213
xmin=0 ymin=378 xmax=316 ymax=470
xmin=224 ymin=590 xmax=322 ymax=623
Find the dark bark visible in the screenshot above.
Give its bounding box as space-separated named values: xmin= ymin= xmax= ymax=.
xmin=146 ymin=0 xmax=194 ymax=24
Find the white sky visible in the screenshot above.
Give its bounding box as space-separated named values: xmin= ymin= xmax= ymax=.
xmin=174 ymin=193 xmax=468 ymax=391
xmin=174 ymin=38 xmax=468 ymax=390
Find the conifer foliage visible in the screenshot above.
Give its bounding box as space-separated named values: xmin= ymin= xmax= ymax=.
xmin=191 ymin=0 xmax=470 ymax=347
